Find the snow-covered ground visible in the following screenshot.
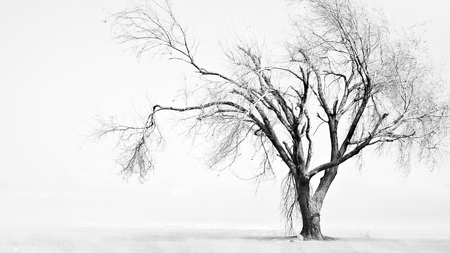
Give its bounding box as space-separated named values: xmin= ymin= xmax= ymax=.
xmin=1 ymin=225 xmax=449 ymax=253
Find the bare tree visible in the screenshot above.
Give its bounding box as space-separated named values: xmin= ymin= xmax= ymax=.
xmin=95 ymin=0 xmax=449 ymax=240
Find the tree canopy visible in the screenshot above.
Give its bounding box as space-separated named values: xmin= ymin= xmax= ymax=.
xmin=95 ymin=0 xmax=449 ymax=239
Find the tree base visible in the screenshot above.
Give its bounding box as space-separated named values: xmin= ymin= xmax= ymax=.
xmin=299 ymin=234 xmax=335 ymax=241
xmin=290 ymin=234 xmax=335 ymax=241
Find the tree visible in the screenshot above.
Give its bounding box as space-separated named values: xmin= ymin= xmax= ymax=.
xmin=95 ymin=0 xmax=449 ymax=240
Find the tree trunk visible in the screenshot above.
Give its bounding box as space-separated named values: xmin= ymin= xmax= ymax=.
xmin=312 ymin=166 xmax=338 ymax=212
xmin=299 ymin=166 xmax=338 ymax=240
xmin=297 ymin=181 xmax=324 ymax=240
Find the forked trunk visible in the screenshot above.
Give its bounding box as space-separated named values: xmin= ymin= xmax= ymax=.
xmin=297 ymin=167 xmax=338 ymax=240
xmin=297 ymin=182 xmax=324 ymax=240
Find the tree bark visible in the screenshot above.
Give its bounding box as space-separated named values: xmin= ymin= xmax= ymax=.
xmin=297 ymin=180 xmax=324 ymax=240
xmin=312 ymin=166 xmax=338 ymax=212
xmin=296 ymin=166 xmax=339 ymax=240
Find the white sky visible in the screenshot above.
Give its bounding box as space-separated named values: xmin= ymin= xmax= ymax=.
xmin=0 ymin=0 xmax=450 ymax=235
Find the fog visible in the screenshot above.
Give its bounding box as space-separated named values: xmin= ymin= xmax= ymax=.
xmin=0 ymin=0 xmax=449 ymax=239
